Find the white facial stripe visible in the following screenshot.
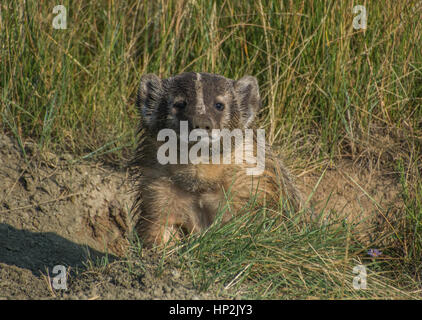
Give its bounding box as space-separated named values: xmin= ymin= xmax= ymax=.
xmin=195 ymin=73 xmax=206 ymax=114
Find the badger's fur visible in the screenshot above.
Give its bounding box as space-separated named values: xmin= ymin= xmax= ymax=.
xmin=130 ymin=72 xmax=303 ymax=245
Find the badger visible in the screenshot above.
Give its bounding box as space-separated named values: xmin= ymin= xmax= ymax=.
xmin=130 ymin=72 xmax=303 ymax=245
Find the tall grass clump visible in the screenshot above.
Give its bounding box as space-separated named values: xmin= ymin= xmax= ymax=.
xmin=165 ymin=201 xmax=419 ymax=299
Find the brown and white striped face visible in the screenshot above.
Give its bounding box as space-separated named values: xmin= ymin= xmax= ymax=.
xmin=136 ymin=72 xmax=261 ymax=135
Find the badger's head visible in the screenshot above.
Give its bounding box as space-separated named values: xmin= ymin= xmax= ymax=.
xmin=136 ymin=72 xmax=261 ymax=138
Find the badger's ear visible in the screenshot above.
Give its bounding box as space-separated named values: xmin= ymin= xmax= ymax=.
xmin=234 ymin=76 xmax=261 ymax=128
xmin=136 ymin=73 xmax=163 ymax=130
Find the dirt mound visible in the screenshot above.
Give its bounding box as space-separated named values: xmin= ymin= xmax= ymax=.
xmin=296 ymin=159 xmax=403 ymax=243
xmin=0 ymin=134 xmax=214 ymax=299
xmin=0 ymin=134 xmax=131 ymax=260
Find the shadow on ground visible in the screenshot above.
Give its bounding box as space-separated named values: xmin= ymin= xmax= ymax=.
xmin=0 ymin=223 xmax=117 ymax=277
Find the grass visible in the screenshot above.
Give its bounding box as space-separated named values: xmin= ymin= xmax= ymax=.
xmin=1 ymin=0 xmax=421 ymax=299
xmin=167 ymin=201 xmax=420 ymax=299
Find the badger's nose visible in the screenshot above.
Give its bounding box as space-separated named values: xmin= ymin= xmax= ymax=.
xmin=192 ymin=116 xmax=213 ymax=132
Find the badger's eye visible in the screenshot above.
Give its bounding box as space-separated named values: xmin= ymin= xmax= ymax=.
xmin=173 ymin=101 xmax=186 ymax=109
xmin=215 ymin=102 xmax=225 ymax=111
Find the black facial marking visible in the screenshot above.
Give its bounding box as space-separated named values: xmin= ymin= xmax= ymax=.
xmin=137 ymin=72 xmax=261 ymax=134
